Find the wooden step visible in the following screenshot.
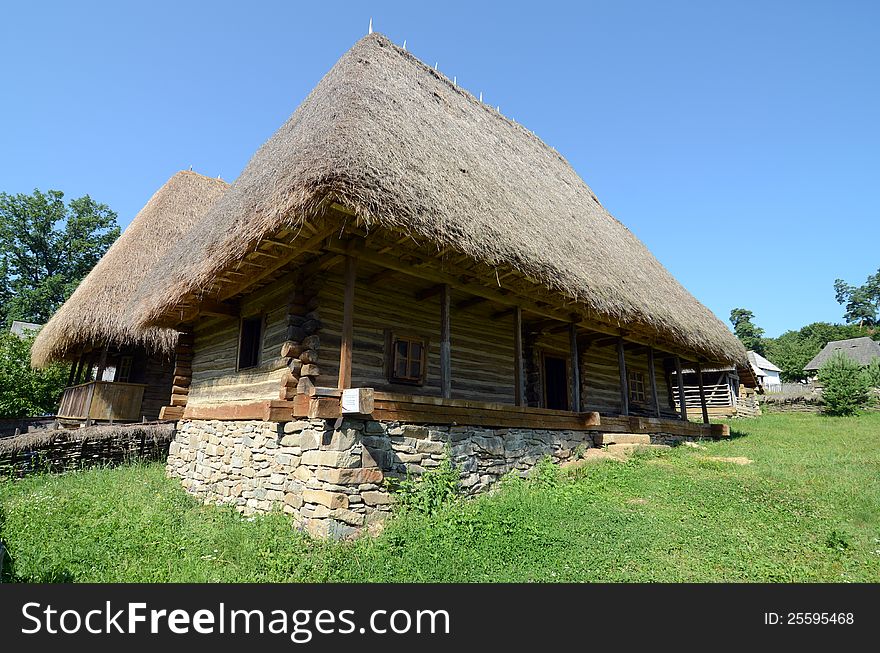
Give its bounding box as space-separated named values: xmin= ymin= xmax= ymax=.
xmin=593 ymin=433 xmax=651 ymax=446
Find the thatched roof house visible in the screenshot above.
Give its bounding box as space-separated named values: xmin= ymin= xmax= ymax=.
xmin=804 ymin=336 xmax=880 ymax=372
xmin=138 ymin=33 xmax=747 ymax=537
xmin=31 ymin=170 xmax=228 ymax=422
xmin=129 ymin=34 xmax=745 ymax=368
xmin=32 ymin=171 xmax=229 ymax=367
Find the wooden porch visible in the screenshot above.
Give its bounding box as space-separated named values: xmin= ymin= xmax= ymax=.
xmin=57 ymin=380 xmax=147 ymax=422
xmin=175 ymin=390 xmax=729 ymax=439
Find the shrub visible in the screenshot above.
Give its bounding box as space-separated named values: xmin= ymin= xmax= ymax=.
xmin=863 ymin=358 xmax=880 ymax=389
xmin=818 ymin=352 xmax=869 ymax=416
xmin=389 ymin=453 xmax=460 ymax=515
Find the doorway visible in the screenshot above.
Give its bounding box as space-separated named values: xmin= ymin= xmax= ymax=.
xmin=543 ymin=354 xmax=569 ymax=410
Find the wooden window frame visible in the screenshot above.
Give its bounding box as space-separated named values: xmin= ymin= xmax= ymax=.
xmin=628 ymin=369 xmax=647 ymax=404
xmin=116 ymin=355 xmax=134 ymax=383
xmin=540 ymin=350 xmax=570 ymax=411
xmin=386 ymin=331 xmax=428 ymax=386
xmin=237 ymin=313 xmax=266 ymax=371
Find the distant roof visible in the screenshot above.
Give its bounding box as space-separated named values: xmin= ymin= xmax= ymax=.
xmin=9 ymin=321 xmax=42 ymax=337
xmin=748 ymin=351 xmax=781 ymax=373
xmin=803 ymin=336 xmax=880 ymax=371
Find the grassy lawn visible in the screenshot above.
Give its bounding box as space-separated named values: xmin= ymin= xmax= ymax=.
xmin=1 ymin=412 xmax=878 ymax=582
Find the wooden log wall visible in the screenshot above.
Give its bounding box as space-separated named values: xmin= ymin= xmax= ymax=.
xmin=187 ymin=279 xmax=291 ymax=406
xmin=139 ymin=351 xmax=175 ymax=420
xmin=580 ymin=343 xmax=677 ymax=418
xmin=278 ymin=274 xmax=322 ymax=399
xmin=316 ymin=270 xmax=516 ymax=403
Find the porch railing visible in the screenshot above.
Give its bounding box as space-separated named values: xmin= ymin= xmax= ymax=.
xmin=57 ymin=381 xmax=147 ymax=422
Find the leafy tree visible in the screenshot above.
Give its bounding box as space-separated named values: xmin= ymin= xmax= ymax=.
xmin=818 ymin=352 xmax=869 ymax=416
xmin=0 ymin=331 xmax=69 ymax=418
xmin=729 ymin=308 xmax=766 ymax=355
xmin=0 ymin=189 xmax=119 ymax=326
xmin=834 ymin=269 xmax=880 ymax=327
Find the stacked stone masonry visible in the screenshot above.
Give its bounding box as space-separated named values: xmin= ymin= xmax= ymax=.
xmin=166 ymin=417 xmax=710 ymax=538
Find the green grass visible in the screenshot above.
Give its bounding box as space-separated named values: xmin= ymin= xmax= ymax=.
xmin=2 ymin=412 xmax=879 ymax=582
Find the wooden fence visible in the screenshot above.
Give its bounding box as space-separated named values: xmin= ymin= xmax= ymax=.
xmin=0 ymin=422 xmax=174 ymax=477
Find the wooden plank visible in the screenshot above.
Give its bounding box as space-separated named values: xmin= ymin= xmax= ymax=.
xmin=182 ymin=400 xmax=296 ymax=422
xmin=695 ymin=361 xmax=710 ymax=424
xmin=338 ymin=255 xmax=357 ymax=390
xmin=198 ymin=299 xmax=240 ymax=318
xmin=647 ymin=346 xmax=661 ymax=418
xmin=570 ymin=324 xmax=580 ymax=411
xmin=513 ymin=306 xmax=524 ymax=406
xmin=675 ymin=356 xmax=688 ymax=421
xmin=159 ymin=406 xmax=185 ymax=421
xmin=617 ymin=337 xmax=629 ymax=416
xmin=440 ymin=283 xmax=451 ymax=399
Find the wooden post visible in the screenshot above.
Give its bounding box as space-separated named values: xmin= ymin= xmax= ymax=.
xmin=94 ymin=344 xmax=109 ymax=382
xmin=67 ymin=353 xmax=79 ymax=386
xmin=617 ymin=337 xmax=629 ymax=416
xmin=675 ymin=356 xmax=688 ymax=421
xmin=73 ymin=353 xmax=87 ymax=383
xmin=338 ymin=255 xmax=357 ymax=390
xmin=647 ymin=346 xmax=661 ymax=418
xmin=569 ymin=324 xmax=580 ymax=412
xmin=513 ymin=306 xmax=524 ymax=406
xmin=439 ymin=283 xmax=451 ymax=399
xmin=695 ymin=361 xmax=710 ymax=424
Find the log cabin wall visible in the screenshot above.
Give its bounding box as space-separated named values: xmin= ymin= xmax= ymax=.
xmin=140 ymin=353 xmax=175 ymax=420
xmin=580 ymin=343 xmax=676 ymax=418
xmin=316 ymin=269 xmax=517 ymax=403
xmin=187 ymin=275 xmax=294 ymax=406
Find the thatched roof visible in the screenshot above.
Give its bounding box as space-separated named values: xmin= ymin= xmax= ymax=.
xmin=31 ymin=171 xmax=229 ymax=367
xmin=804 ymin=336 xmax=880 ymax=371
xmin=131 ymin=34 xmax=746 ymax=365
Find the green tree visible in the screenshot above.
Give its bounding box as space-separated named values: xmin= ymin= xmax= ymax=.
xmin=863 ymin=358 xmax=880 ymax=389
xmin=818 ymin=352 xmax=869 ymax=416
xmin=0 ymin=189 xmax=119 ymax=326
xmin=729 ymin=308 xmax=766 ymax=355
xmin=764 ymin=322 xmax=876 ymax=382
xmin=0 ymin=331 xmax=69 ymax=418
xmin=834 ymin=269 xmax=880 ymax=327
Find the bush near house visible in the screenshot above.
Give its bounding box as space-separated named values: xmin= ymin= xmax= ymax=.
xmin=818 ymin=352 xmax=870 ymax=416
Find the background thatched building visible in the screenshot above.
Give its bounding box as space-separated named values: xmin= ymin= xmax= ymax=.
xmin=31 ymin=170 xmax=228 ymax=422
xmin=128 ymin=34 xmax=747 ymax=537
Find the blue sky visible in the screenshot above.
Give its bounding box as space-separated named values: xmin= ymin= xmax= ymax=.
xmin=1 ymin=1 xmax=877 ymax=337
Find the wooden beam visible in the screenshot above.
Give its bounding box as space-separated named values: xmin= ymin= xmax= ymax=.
xmin=514 ymin=306 xmax=524 ymax=406
xmin=570 ymin=324 xmax=581 ymax=412
xmin=675 ymin=356 xmax=688 ymax=421
xmin=416 ymin=284 xmax=444 ymax=301
xmin=491 ymin=307 xmax=517 ymax=321
xmin=440 ymin=283 xmax=452 ymax=399
xmin=696 ymin=361 xmax=710 ymax=424
xmin=455 ymin=295 xmax=489 ymax=311
xmin=617 ymin=337 xmax=629 ymax=416
xmin=368 ymin=268 xmax=399 ymax=285
xmin=647 ymin=346 xmax=661 ymax=418
xmin=198 ymin=299 xmax=240 ymax=318
xmin=338 ymin=255 xmax=357 ymax=390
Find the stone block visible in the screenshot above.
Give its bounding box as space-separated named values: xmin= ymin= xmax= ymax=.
xmin=301 ymin=449 xmax=361 ymax=468
xmin=361 ymin=491 xmax=394 ymax=506
xmin=302 ymin=489 xmax=349 ymax=509
xmin=316 ymin=467 xmax=384 ymax=485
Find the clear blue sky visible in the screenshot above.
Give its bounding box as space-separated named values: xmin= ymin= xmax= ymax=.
xmin=1 ymin=1 xmax=877 ymax=337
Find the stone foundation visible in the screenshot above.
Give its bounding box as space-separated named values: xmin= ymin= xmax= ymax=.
xmin=166 ymin=417 xmax=711 ymax=538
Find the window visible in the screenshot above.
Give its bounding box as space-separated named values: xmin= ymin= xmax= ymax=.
xmin=238 ymin=316 xmax=264 ymax=370
xmin=389 ymin=335 xmax=426 ymax=385
xmin=629 ymin=370 xmax=647 ymax=403
xmin=116 ymin=356 xmax=133 ymax=383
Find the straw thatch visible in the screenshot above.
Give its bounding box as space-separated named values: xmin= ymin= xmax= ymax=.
xmin=31 ymin=171 xmax=229 ymax=367
xmin=130 ymin=34 xmax=746 ymax=364
xmin=0 ymin=422 xmax=174 ymax=456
